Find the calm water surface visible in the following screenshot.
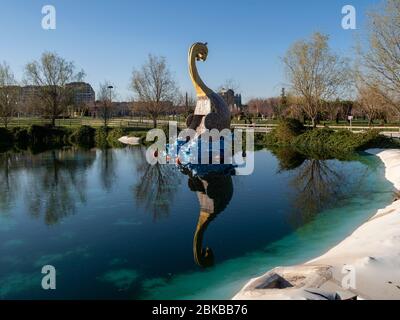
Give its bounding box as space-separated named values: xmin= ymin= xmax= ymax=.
xmin=0 ymin=147 xmax=394 ymax=299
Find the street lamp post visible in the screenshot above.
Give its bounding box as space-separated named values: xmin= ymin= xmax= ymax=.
xmin=107 ymin=86 xmax=113 ymax=126
xmin=107 ymin=86 xmax=113 ymax=103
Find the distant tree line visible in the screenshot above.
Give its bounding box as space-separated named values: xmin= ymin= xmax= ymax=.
xmin=1 ymin=0 xmax=399 ymax=128
xmin=247 ymin=0 xmax=400 ymax=126
xmin=0 ymin=52 xmax=197 ymax=129
xmin=280 ymin=0 xmax=399 ymax=126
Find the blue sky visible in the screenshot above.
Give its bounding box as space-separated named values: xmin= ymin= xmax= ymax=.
xmin=0 ymin=0 xmax=380 ymax=102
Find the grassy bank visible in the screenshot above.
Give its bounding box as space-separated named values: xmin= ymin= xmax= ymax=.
xmin=263 ymin=119 xmax=400 ymax=159
xmin=0 ymin=125 xmax=139 ymax=153
xmin=0 ymin=122 xmax=183 ymax=153
xmin=2 ymin=120 xmax=399 ymax=158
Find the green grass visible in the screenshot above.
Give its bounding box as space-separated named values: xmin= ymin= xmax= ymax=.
xmin=0 ymin=116 xmax=188 ymax=129
xmin=0 ymin=124 xmax=142 ymax=153
xmin=2 ymin=117 xmax=400 ymax=160
xmin=264 ymin=119 xmax=400 ymax=160
xmin=2 ymin=116 xmax=400 ymax=130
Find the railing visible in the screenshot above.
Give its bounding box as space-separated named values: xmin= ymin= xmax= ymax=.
xmin=230 ymin=123 xmax=400 ymax=138
xmin=2 ymin=118 xmax=400 ymax=136
xmin=1 ymin=117 xmax=187 ymax=128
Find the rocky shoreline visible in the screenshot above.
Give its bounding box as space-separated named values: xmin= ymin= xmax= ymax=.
xmin=233 ymin=149 xmax=400 ymax=300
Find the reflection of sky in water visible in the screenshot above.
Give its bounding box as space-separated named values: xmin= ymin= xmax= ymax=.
xmin=0 ymin=148 xmax=394 ymax=299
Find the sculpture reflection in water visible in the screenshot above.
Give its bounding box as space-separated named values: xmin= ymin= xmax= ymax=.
xmin=132 ymin=143 xmax=234 ymax=263
xmin=183 ymin=42 xmax=235 ymax=267
xmin=182 ymin=169 xmax=234 ymax=268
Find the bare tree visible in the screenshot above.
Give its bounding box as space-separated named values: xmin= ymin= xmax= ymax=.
xmin=24 ymin=52 xmax=84 ymax=126
xmin=97 ymin=81 xmax=116 ymax=127
xmin=360 ymin=0 xmax=400 ymax=114
xmin=247 ymin=98 xmax=279 ymax=118
xmin=283 ymin=33 xmax=350 ymax=127
xmin=247 ymin=98 xmax=266 ymax=116
xmin=171 ymin=91 xmax=196 ymax=117
xmin=130 ymin=54 xmax=177 ymax=128
xmin=283 ymin=95 xmax=306 ymax=121
xmin=356 ymin=82 xmax=387 ymax=125
xmin=0 ymin=62 xmax=19 ymax=128
xmin=218 ymin=78 xmax=241 ymax=92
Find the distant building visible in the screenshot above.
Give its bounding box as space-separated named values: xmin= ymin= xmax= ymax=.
xmin=66 ymin=82 xmax=95 ymax=105
xmin=0 ymin=82 xmax=96 ymax=117
xmin=88 ymin=101 xmax=132 ymax=118
xmin=218 ymin=88 xmax=242 ymax=112
xmin=20 ymin=85 xmax=39 ymax=103
xmin=16 ymin=82 xmax=95 ymax=106
xmin=111 ymin=102 xmax=131 ymax=117
xmin=131 ymin=100 xmax=174 ymax=116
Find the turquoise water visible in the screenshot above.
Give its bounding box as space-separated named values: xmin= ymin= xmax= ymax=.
xmin=0 ymin=147 xmax=394 ymax=299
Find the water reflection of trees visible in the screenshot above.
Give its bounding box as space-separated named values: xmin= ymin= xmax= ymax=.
xmin=0 ymin=153 xmax=21 ymax=212
xmin=132 ymin=147 xmax=182 ymax=220
xmin=271 ymin=147 xmax=306 ymax=171
xmin=272 ymin=147 xmax=370 ymax=224
xmin=0 ymin=148 xmax=96 ymax=225
xmin=98 ymin=149 xmax=116 ymax=192
xmin=290 ymin=159 xmax=344 ymax=223
xmin=25 ymin=148 xmax=96 ymax=225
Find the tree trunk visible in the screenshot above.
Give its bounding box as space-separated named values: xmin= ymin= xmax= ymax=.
xmin=152 ymin=117 xmax=157 ymax=128
xmin=52 ymin=100 xmax=57 ymax=127
xmin=311 ymin=117 xmax=316 ymax=128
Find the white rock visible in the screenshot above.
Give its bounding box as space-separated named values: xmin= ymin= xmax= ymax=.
xmin=118 ymin=136 xmax=141 ymax=146
xmin=233 ymin=149 xmax=400 ymax=300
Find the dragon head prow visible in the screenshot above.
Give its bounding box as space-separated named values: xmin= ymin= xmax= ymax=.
xmin=191 ymin=42 xmax=208 ymax=62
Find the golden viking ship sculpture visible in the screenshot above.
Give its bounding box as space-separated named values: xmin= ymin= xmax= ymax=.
xmin=186 ymin=42 xmax=231 ymax=135
xmin=183 ymin=43 xmax=235 ymax=267
xmin=172 ymin=42 xmax=236 ymax=176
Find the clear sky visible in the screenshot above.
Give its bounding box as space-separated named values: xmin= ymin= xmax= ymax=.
xmin=0 ymin=0 xmax=380 ymax=102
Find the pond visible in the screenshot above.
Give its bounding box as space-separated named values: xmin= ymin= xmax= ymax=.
xmin=0 ymin=147 xmax=395 ymax=299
